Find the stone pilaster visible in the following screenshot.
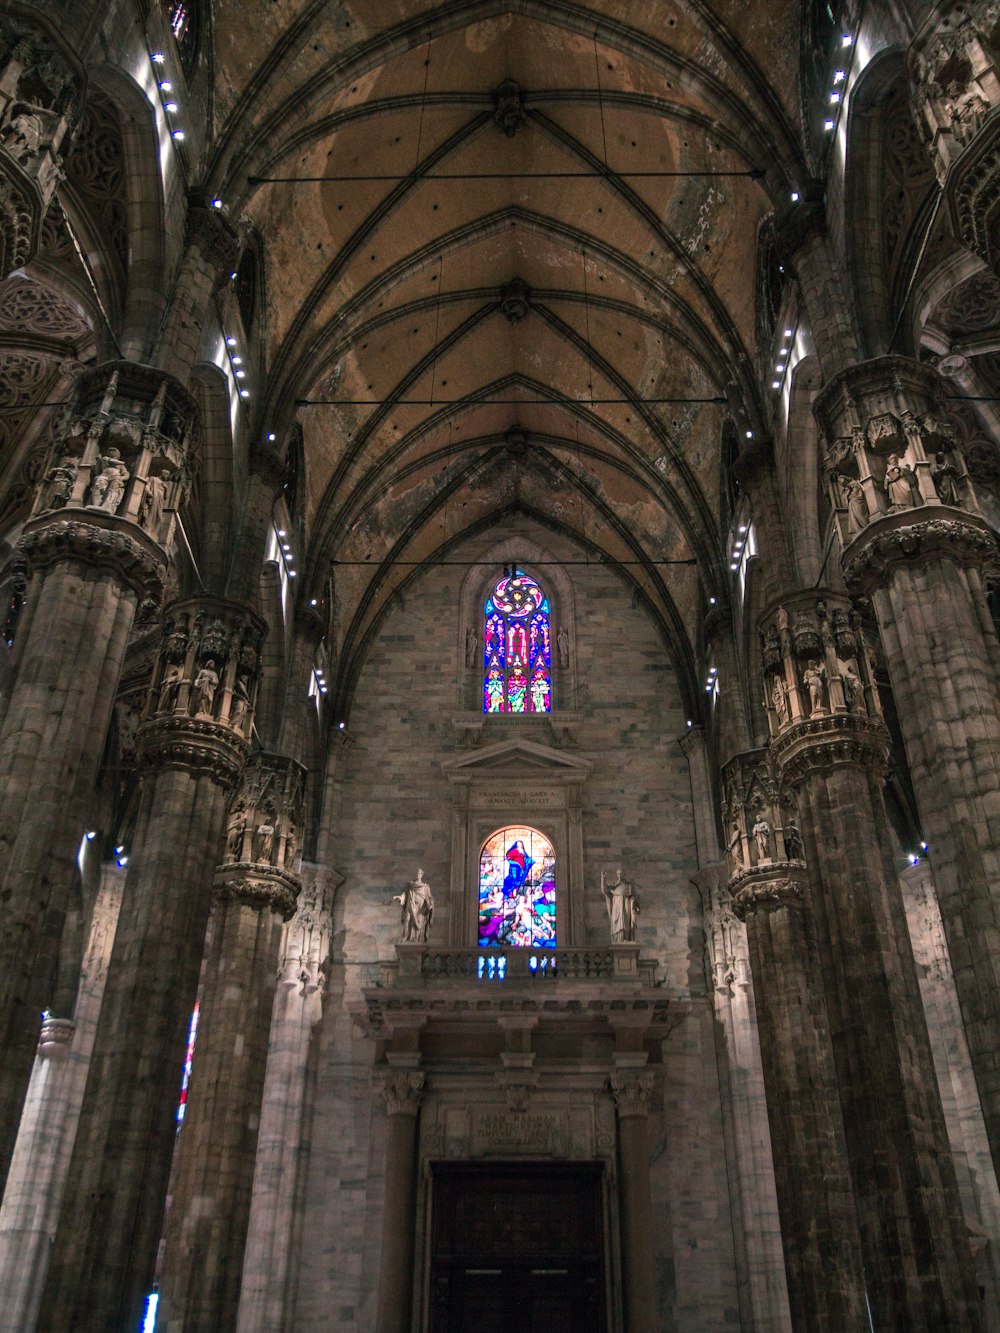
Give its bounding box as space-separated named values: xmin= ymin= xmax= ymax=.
xmin=817 ymin=357 xmax=1000 ymax=1188
xmin=155 ymin=194 xmax=241 ymax=382
xmin=722 ymin=750 xmax=867 ymax=1330
xmin=731 ymin=439 xmax=794 ymax=604
xmin=610 ymin=1069 xmax=657 ymax=1333
xmin=0 ymin=14 xmax=84 ymax=278
xmin=36 ymin=599 xmax=263 ymax=1333
xmin=763 ymin=589 xmax=984 ymax=1330
xmin=375 ymin=1069 xmax=425 ymax=1333
xmin=0 ymin=361 xmax=197 ymax=1187
xmin=236 ymin=864 xmax=337 ymax=1333
xmin=158 ymin=754 xmax=304 ymax=1333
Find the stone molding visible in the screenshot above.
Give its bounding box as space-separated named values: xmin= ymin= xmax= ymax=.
xmin=135 ymin=713 xmax=248 ymax=785
xmin=729 ymin=868 xmax=807 ymax=922
xmin=213 ymin=863 xmax=300 ymax=920
xmin=771 ymin=712 xmax=890 ymax=785
xmin=37 ymin=1015 xmax=75 ymax=1059
xmin=609 ymin=1070 xmax=654 ymax=1119
xmin=949 ymin=117 xmax=1000 ymax=272
xmin=380 ymin=1070 xmax=426 ymax=1118
xmin=676 ymin=723 xmax=706 ymax=758
xmin=17 ymin=513 xmax=166 ymax=599
xmin=842 ymin=508 xmax=997 ymax=592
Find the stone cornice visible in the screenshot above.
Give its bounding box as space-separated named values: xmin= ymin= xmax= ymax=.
xmin=213 ymin=863 xmax=301 ymax=919
xmin=135 ymin=714 xmax=248 ymax=785
xmin=17 ymin=513 xmax=166 ymax=599
xmin=842 ymin=508 xmax=997 ymax=593
xmin=729 ymin=864 xmax=807 ymax=921
xmin=771 ymin=712 xmax=890 ymax=785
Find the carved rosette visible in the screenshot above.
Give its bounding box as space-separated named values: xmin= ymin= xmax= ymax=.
xmin=144 ymin=596 xmax=266 ymax=743
xmin=771 ymin=711 xmax=891 ymax=787
xmin=609 ymin=1070 xmax=654 ymax=1119
xmin=380 ymin=1070 xmax=426 ymax=1118
xmin=814 ymin=357 xmax=983 ymax=548
xmin=0 ymin=15 xmax=85 ymax=277
xmin=27 ymin=361 xmax=199 ymax=570
xmin=758 ymin=590 xmax=880 ymax=743
xmin=16 ymin=516 xmax=165 ymax=600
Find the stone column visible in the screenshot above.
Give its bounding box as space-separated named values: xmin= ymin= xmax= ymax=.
xmin=723 ymin=751 xmax=868 ymax=1331
xmin=0 ymin=362 xmax=196 ymax=1186
xmin=0 ymin=15 xmax=84 ymax=278
xmin=610 ymin=1070 xmax=657 ymax=1333
xmin=374 ymin=1070 xmax=425 ymax=1333
xmin=236 ymin=865 xmax=336 ymax=1333
xmin=36 ymin=598 xmax=265 ymax=1333
xmin=817 ymin=358 xmax=1000 ymax=1185
xmin=154 ymin=193 xmax=240 ymax=383
xmin=763 ymin=589 xmax=983 ymax=1330
xmin=158 ymin=754 xmax=305 ymax=1332
xmin=0 ymin=862 xmax=123 ymax=1333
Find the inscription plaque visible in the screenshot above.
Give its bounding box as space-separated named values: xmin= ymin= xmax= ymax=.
xmin=471 ymin=1109 xmax=563 ymax=1155
xmin=470 ymin=787 xmax=564 ymax=810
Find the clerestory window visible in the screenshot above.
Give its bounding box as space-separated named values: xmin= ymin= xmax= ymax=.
xmin=482 ymin=570 xmax=551 ymax=714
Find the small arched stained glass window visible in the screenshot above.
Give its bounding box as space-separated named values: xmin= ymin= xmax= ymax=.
xmin=483 ymin=571 xmax=551 ymax=714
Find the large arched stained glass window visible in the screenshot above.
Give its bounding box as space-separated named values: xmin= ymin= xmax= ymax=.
xmin=483 ymin=571 xmax=551 ymax=713
xmin=478 ymin=826 xmax=556 ymax=948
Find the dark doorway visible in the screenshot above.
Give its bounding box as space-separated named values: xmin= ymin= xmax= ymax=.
xmin=428 ymin=1161 xmax=607 ymax=1332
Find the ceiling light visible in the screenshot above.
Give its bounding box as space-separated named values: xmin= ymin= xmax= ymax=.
xmin=829 ymin=92 xmax=841 ymax=105
xmin=151 ymin=52 xmax=165 ymax=63
xmin=226 ymin=337 xmax=237 ymax=347
xmin=172 ymin=129 xmax=185 ymax=140
xmin=212 ymin=198 xmax=222 ymax=208
xmin=164 ymin=101 xmax=178 ymax=112
xmin=771 ymin=380 xmax=780 ymax=390
xmin=267 ymin=432 xmax=276 ymax=442
xmin=841 ymin=33 xmax=853 ymax=46
xmin=790 ymin=191 xmax=799 ymax=202
xmin=240 ymin=389 xmax=250 ymax=399
xmin=158 ymin=80 xmax=172 ymax=91
xmin=833 ymin=69 xmax=845 ymax=83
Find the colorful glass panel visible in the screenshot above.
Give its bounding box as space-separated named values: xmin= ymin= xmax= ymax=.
xmin=481 ymin=572 xmax=552 ymax=714
xmin=478 ymin=826 xmax=556 ymax=948
xmin=176 ymin=1002 xmax=200 ymax=1125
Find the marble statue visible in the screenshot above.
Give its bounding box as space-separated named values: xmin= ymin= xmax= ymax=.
xmin=601 ymin=867 xmax=639 ymax=943
xmin=802 ymin=662 xmax=825 ymax=714
xmin=394 ymin=868 xmax=434 ymax=943
xmin=89 ymin=447 xmax=130 ymax=513
xmin=44 ymin=462 xmax=76 ymax=509
xmin=464 ymin=626 xmax=478 ymax=667
xmin=227 ymin=811 xmax=245 ymax=859
xmin=752 ymin=817 xmax=771 ymax=862
xmin=229 ymin=673 xmax=251 ymax=730
xmin=840 ymin=661 xmax=863 ymax=713
xmin=255 ymin=822 xmax=275 ymax=863
xmin=730 ymin=823 xmax=744 ymax=868
xmin=3 ymin=107 xmax=43 ymax=164
xmin=839 ymin=474 xmax=868 ymax=531
xmin=931 ymin=452 xmax=960 ymax=507
xmin=783 ymin=821 xmax=804 ymax=860
xmin=142 ymin=472 xmax=167 ymax=533
xmin=883 ymin=454 xmax=914 ymax=511
xmin=160 ymin=661 xmax=184 ymax=712
xmin=770 ymin=673 xmax=788 ymax=725
xmin=557 ymin=624 xmax=570 ymax=668
xmin=193 ymin=660 xmax=219 ymax=715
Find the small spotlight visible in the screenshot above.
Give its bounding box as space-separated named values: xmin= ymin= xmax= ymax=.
xmin=823 ymin=119 xmax=835 ymax=131
xmin=230 ymin=271 xmax=238 ymax=280
xmin=151 ymin=51 xmax=166 ymax=63
xmin=172 ymin=129 xmax=185 ymax=140
xmin=709 ymin=667 xmax=718 ymax=675
xmin=705 ymin=685 xmax=713 ymax=692
xmin=240 ymin=389 xmax=250 ymax=399
xmin=686 ymin=719 xmax=693 ymax=727
xmin=745 ymin=430 xmax=753 ymax=439
xmin=226 ymin=337 xmax=237 ymax=347
xmin=771 ymin=380 xmax=780 ymax=390
xmin=115 ymin=846 xmax=124 ymax=855
xmin=739 ymin=525 xmax=748 ymax=533
xmin=309 ymin=598 xmax=318 ymax=606
xmin=730 ymin=562 xmax=739 ymax=570
xmin=277 ymin=529 xmax=287 ymax=537
xmin=338 ymin=722 xmax=346 ymax=730
xmin=158 ymin=81 xmax=173 ymax=91
xmin=920 ymin=841 xmax=928 ymax=851
xmin=267 ymin=432 xmax=276 ymax=442
xmin=236 ymin=370 xmax=246 ymax=379
xmin=784 ymin=328 xmax=793 ymax=338
xmin=164 ymin=101 xmax=178 ymax=113
xmin=829 ymin=92 xmax=841 ymax=105
xmin=85 ymin=830 xmax=97 ymax=841
xmin=117 ymin=855 xmax=129 ymax=867
xmin=232 ymin=355 xmax=242 ymax=365
xmin=909 ymin=854 xmax=919 ymax=865
xmin=833 ymin=69 xmax=845 ymax=83
xmin=288 ymin=570 xmax=296 ymax=577
xmin=212 ymin=198 xmax=223 ymax=209
xmin=841 ymin=32 xmax=853 ymax=46
xmin=709 ymin=596 xmax=717 ymax=605
xmin=790 ymin=191 xmax=800 ymax=202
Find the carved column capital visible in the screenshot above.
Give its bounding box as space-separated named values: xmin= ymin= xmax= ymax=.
xmin=379 ymin=1070 xmax=426 ymax=1118
xmin=609 ymin=1070 xmax=654 ymax=1119
xmin=37 ymin=1015 xmax=75 ymax=1059
xmin=771 ymin=712 xmax=891 ymax=786
xmin=729 ymin=870 xmax=807 ymax=922
xmin=16 ymin=514 xmax=166 ymax=600
xmin=135 ymin=713 xmax=249 ymax=786
xmin=213 ymin=865 xmax=300 ymax=920
xmin=842 ymin=509 xmax=997 ymax=594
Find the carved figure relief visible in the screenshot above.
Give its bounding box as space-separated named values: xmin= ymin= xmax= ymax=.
xmin=931 ymin=452 xmax=961 ymax=505
xmin=840 ymin=662 xmax=864 ymax=713
xmin=255 ymin=822 xmax=274 ymax=864
xmin=884 ymin=454 xmax=915 ymax=511
xmin=88 ymin=446 xmax=129 ymax=513
xmin=141 ymin=471 xmax=168 ymax=533
xmin=839 ymin=474 xmax=869 ymax=531
xmin=802 ymin=662 xmax=826 ymax=714
xmin=752 ymin=817 xmax=771 ymax=862
xmin=193 ymin=659 xmax=219 ymax=715
xmin=43 ymin=460 xmax=75 ymax=508
xmin=770 ymin=673 xmax=789 ymax=725
xmin=783 ymin=821 xmax=804 ymax=861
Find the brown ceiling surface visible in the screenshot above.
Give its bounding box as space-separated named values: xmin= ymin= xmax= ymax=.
xmin=207 ymin=2 xmax=807 ymax=682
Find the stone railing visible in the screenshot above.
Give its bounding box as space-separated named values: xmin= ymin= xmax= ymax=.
xmin=384 ymin=942 xmax=657 ymax=986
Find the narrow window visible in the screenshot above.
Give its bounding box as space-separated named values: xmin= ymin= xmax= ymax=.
xmin=483 ymin=571 xmax=551 ymax=714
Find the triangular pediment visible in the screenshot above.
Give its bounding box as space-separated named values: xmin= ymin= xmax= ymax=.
xmin=442 ymin=738 xmax=592 ymax=781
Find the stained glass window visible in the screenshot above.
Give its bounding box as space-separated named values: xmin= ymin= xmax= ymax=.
xmin=176 ymin=1002 xmax=199 ymax=1125
xmin=478 ymin=826 xmax=556 ymax=948
xmin=164 ymin=2 xmax=199 ymax=72
xmin=482 ymin=572 xmax=551 ymax=714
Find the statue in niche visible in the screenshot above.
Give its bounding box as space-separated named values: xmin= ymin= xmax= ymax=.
xmin=729 ymin=823 xmax=744 ymax=868
xmin=160 ymin=661 xmax=185 ymax=712
xmin=2 ymin=105 xmax=43 ymax=163
xmin=141 ymin=471 xmax=168 ymax=534
xmin=557 ymin=624 xmax=570 ymax=668
xmin=802 ymin=662 xmax=825 ymax=714
xmin=840 ymin=661 xmax=864 ymax=713
xmin=285 ymin=825 xmax=298 ymax=866
xmin=464 ymin=626 xmax=478 ymax=668
xmin=601 ymin=867 xmax=639 ymax=943
xmin=783 ymin=821 xmax=804 ymax=861
xmin=255 ymin=821 xmax=275 ymax=864
xmin=44 ymin=460 xmax=76 ymax=509
xmin=839 ymin=474 xmax=868 ymax=531
xmin=883 ymin=454 xmax=915 ymax=512
xmin=193 ymin=659 xmax=219 ymax=715
xmin=227 ymin=810 xmax=245 ymax=860
xmin=931 ymin=452 xmax=960 ymax=506
xmin=394 ymin=868 xmax=435 ymax=943
xmin=770 ymin=673 xmax=789 ymax=725
xmin=752 ymin=816 xmax=771 ymax=862
xmin=229 ymin=673 xmax=251 ymax=730
xmin=88 ymin=446 xmax=130 ymax=513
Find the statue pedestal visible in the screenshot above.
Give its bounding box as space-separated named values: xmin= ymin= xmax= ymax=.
xmin=395 ymin=942 xmax=427 ymax=978
xmin=610 ymin=943 xmax=641 ymax=976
